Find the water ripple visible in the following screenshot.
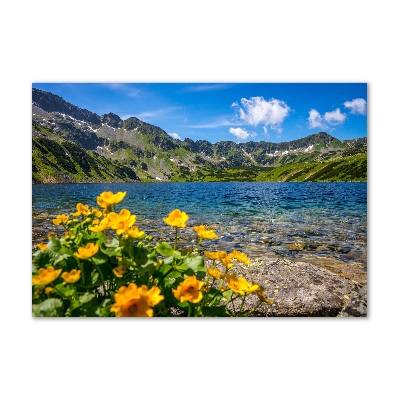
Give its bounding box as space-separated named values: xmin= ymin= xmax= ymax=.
xmin=32 ymin=182 xmax=367 ymax=267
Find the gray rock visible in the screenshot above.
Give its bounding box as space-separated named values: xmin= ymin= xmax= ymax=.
xmin=210 ymin=256 xmax=367 ymax=317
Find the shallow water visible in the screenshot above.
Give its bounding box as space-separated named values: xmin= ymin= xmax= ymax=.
xmin=32 ymin=182 xmax=367 ymax=267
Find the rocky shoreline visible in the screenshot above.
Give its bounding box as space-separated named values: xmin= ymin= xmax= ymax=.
xmin=33 ymin=213 xmax=367 ymax=317
xmin=214 ymin=256 xmax=367 ymax=317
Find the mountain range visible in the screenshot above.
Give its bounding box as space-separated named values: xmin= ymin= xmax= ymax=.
xmin=32 ymin=88 xmax=367 ymax=183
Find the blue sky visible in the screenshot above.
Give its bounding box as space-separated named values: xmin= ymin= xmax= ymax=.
xmin=32 ymin=83 xmax=367 ymax=144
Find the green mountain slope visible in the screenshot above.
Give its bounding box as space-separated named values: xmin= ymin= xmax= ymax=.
xmin=182 ymin=153 xmax=366 ymax=182
xmin=32 ymin=88 xmax=367 ymax=183
xmin=256 ymin=153 xmax=367 ymax=182
xmin=32 ymin=125 xmax=138 ymax=183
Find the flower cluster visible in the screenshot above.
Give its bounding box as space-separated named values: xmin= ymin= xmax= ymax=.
xmin=32 ymin=191 xmax=271 ymax=317
xmin=90 ymin=208 xmax=145 ymax=239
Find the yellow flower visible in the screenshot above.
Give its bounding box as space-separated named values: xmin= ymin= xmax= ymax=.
xmin=37 ymin=243 xmax=47 ymax=250
xmin=194 ymin=225 xmax=218 ymax=240
xmin=226 ymin=274 xmax=260 ymax=295
xmin=45 ymin=287 xmax=53 ymax=294
xmin=105 ymin=209 xmax=144 ymax=238
xmin=229 ymin=250 xmax=251 ymax=265
xmin=110 ymin=283 xmax=164 ymax=317
xmin=163 ymin=209 xmax=189 ymax=228
xmin=52 ymin=214 xmax=69 ymax=225
xmin=204 ymin=251 xmax=228 ymax=261
xmin=47 ymin=232 xmax=57 ymax=238
xmin=91 ymin=207 xmax=103 ymax=218
xmin=89 ymin=217 xmax=109 ymax=232
xmin=71 ymin=203 xmax=90 ymax=217
xmin=32 ymin=266 xmax=62 ymax=285
xmin=61 ymin=269 xmax=81 ymax=283
xmin=112 ymin=265 xmax=128 ymax=278
xmin=172 ymin=275 xmax=205 ymax=303
xmin=207 ymin=267 xmax=224 ymax=279
xmin=107 ymin=209 xmax=137 ymax=235
xmin=96 ymin=191 xmax=127 ymax=210
xmin=146 ymin=286 xmax=165 ymax=307
xmin=204 ymin=251 xmax=233 ymax=269
xmin=74 ymin=243 xmax=99 ymax=259
xmin=126 ymin=226 xmax=145 ymax=239
xmin=220 ymin=254 xmax=234 ymax=270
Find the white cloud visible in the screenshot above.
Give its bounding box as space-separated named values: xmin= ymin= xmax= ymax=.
xmin=308 ymin=108 xmax=346 ymax=129
xmin=308 ymin=109 xmax=327 ymax=129
xmin=233 ymin=96 xmax=291 ymax=133
xmin=324 ymin=108 xmax=346 ymax=125
xmin=229 ymin=127 xmax=256 ymax=141
xmin=168 ymin=132 xmax=182 ymax=140
xmin=344 ymin=98 xmax=367 ymax=115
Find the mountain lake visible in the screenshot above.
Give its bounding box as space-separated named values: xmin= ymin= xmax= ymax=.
xmin=32 ymin=181 xmax=367 ymax=268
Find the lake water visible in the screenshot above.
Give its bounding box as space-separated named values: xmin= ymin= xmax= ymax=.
xmin=32 ymin=182 xmax=367 ymax=267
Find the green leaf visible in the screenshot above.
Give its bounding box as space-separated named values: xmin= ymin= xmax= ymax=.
xmin=32 ymin=298 xmax=63 ymax=317
xmin=166 ymin=271 xmax=182 ymax=279
xmin=54 ymin=254 xmax=78 ymax=270
xmin=32 ymin=250 xmax=53 ymax=270
xmin=59 ymin=246 xmax=75 ymax=256
xmin=181 ymin=255 xmax=204 ymax=270
xmin=52 ymin=253 xmax=70 ymax=266
xmin=68 ymin=294 xmax=99 ymax=317
xmin=47 ymin=237 xmax=61 ymax=252
xmin=84 ymin=231 xmax=106 ymax=244
xmin=163 ymin=256 xmax=174 ymax=265
xmin=201 ymin=306 xmax=229 ymax=317
xmin=156 ymin=242 xmax=174 ymax=256
xmin=101 ymin=245 xmax=123 ymax=257
xmin=163 ymin=270 xmax=182 ymax=286
xmin=177 ymin=300 xmax=189 ymax=309
xmin=159 ymin=263 xmax=172 ymax=275
xmin=137 ymin=260 xmax=157 ymax=277
xmin=79 ymin=292 xmax=95 ymax=305
xmin=100 ymin=298 xmax=113 ymax=308
xmin=132 ymin=246 xmax=150 ymax=266
xmin=67 ymin=300 xmax=80 ymax=312
xmin=91 ymin=251 xmax=108 ymax=265
xmin=89 ymin=268 xmax=99 ymax=284
xmin=176 ymin=256 xmax=206 ymax=278
xmin=53 ymin=283 xmax=75 ymax=298
xmin=222 ymin=289 xmax=233 ymax=299
xmin=109 ymin=238 xmax=120 ymax=247
xmin=75 ymin=232 xmax=84 ymax=245
xmin=101 ymin=239 xmax=123 ymax=256
xmin=96 ymin=306 xmax=112 ymax=317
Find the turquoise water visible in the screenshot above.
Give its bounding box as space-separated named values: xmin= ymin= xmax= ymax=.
xmin=32 ymin=182 xmax=367 ymax=267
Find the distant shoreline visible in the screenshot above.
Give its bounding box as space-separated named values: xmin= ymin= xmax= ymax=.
xmin=32 ymin=179 xmax=367 ymax=184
